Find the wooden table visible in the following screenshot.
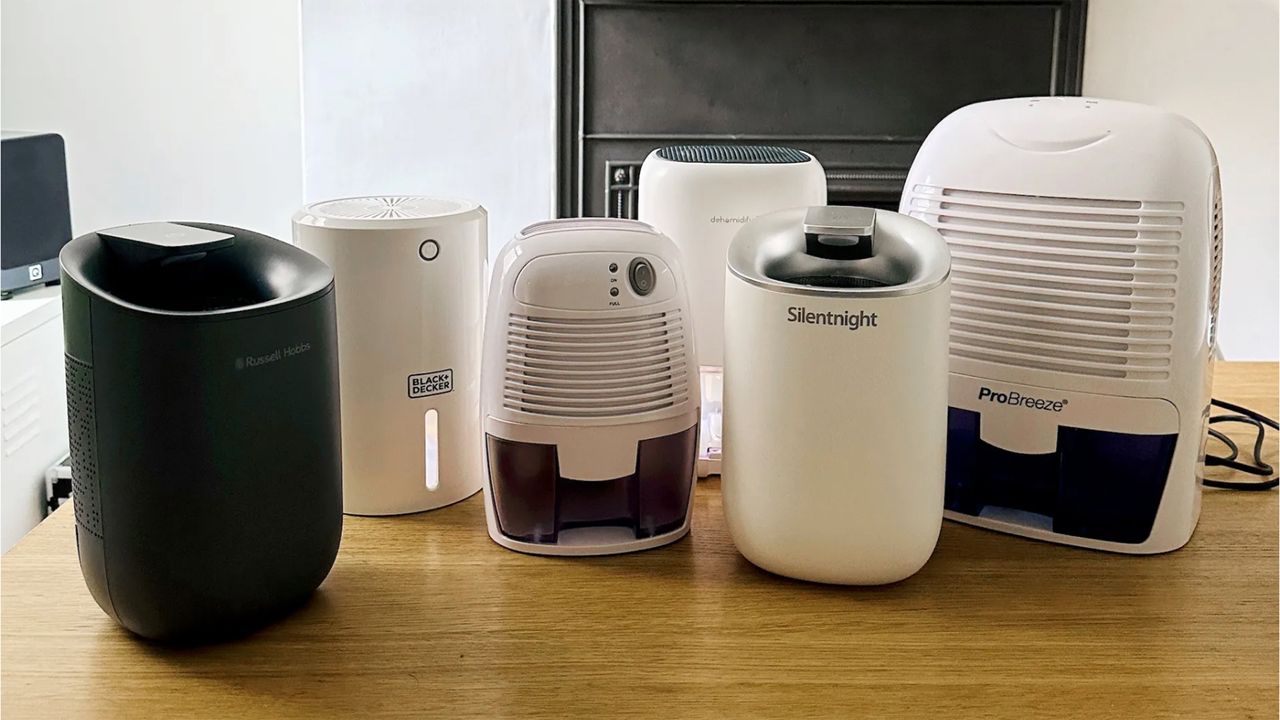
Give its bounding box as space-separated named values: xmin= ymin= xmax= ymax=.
xmin=3 ymin=363 xmax=1276 ymax=719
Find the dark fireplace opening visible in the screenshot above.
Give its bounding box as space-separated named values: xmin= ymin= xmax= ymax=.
xmin=557 ymin=0 xmax=1087 ymax=218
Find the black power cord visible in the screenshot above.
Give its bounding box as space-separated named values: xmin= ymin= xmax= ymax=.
xmin=1202 ymin=398 xmax=1279 ymax=491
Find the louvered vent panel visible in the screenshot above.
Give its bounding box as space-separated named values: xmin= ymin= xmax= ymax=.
xmin=1208 ymin=181 xmax=1223 ymax=350
xmin=504 ymin=311 xmax=689 ymax=418
xmin=909 ymin=185 xmax=1183 ymax=381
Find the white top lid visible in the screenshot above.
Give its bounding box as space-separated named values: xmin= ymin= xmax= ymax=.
xmin=293 ymin=195 xmax=483 ymax=230
xmin=516 ymin=217 xmax=656 ymax=240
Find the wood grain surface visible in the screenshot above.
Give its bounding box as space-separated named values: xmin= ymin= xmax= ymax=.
xmin=2 ymin=363 xmax=1276 ymax=719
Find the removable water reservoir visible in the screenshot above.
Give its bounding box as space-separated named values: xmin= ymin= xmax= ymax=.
xmin=946 ymin=408 xmax=1177 ymax=544
xmin=486 ymin=425 xmax=697 ymax=545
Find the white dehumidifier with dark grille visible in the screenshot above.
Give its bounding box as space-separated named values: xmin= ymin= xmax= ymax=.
xmin=901 ymin=97 xmax=1221 ymax=554
xmin=480 ymin=218 xmax=700 ymax=556
xmin=638 ymin=145 xmax=826 ymax=476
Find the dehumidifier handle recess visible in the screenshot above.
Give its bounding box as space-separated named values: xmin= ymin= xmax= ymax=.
xmin=98 ymin=222 xmax=236 ymax=265
xmin=803 ymin=206 xmax=875 ymax=261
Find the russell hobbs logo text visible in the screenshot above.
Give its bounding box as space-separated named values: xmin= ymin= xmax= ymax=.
xmin=978 ymin=387 xmax=1067 ymax=412
xmin=235 ymin=342 xmax=312 ymax=370
xmin=787 ymin=306 xmax=879 ymax=331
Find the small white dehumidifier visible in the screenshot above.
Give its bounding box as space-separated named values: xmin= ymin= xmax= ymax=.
xmin=294 ymin=196 xmax=487 ymax=515
xmin=480 ymin=218 xmax=700 ymax=556
xmin=722 ymin=206 xmax=951 ymax=584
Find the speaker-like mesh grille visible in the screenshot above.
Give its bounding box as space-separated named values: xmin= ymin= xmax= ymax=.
xmin=907 ymin=185 xmax=1184 ymax=382
xmin=656 ymin=145 xmax=809 ymax=164
xmin=65 ymin=355 xmax=102 ymax=538
xmin=503 ymin=311 xmax=690 ymax=418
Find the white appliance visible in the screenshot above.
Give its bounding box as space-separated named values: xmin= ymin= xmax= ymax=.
xmin=722 ymin=206 xmax=951 ymax=584
xmin=900 ymin=97 xmax=1220 ymax=553
xmin=481 ymin=218 xmax=700 ymax=556
xmin=638 ymin=145 xmax=826 ymax=476
xmin=1 ymin=285 xmax=68 ymax=553
xmin=293 ymin=196 xmax=487 ymax=515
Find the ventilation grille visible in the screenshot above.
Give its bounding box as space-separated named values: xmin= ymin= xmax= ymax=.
xmin=1208 ymin=179 xmax=1223 ymax=350
xmin=503 ymin=311 xmax=690 ymax=418
xmin=908 ymin=185 xmax=1184 ymax=381
xmin=656 ymin=145 xmax=809 ymax=164
xmin=2 ymin=370 xmax=42 ymax=457
xmin=65 ymin=355 xmax=102 ymax=538
xmin=307 ymin=195 xmax=468 ymax=220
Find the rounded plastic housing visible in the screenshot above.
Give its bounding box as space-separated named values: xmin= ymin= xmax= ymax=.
xmin=722 ymin=207 xmax=950 ymax=584
xmin=60 ymin=222 xmax=343 ymax=642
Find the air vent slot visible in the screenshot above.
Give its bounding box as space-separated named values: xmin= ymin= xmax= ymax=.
xmin=909 ymin=185 xmax=1183 ymax=381
xmin=307 ymin=195 xmax=468 ymax=220
xmin=1208 ymin=179 xmax=1223 ymax=350
xmin=504 ymin=311 xmax=689 ymax=418
xmin=65 ymin=355 xmax=102 ymax=538
xmin=656 ymin=145 xmax=810 ymax=164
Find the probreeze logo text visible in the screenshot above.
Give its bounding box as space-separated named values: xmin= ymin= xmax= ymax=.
xmin=787 ymin=306 xmax=878 ymax=331
xmin=978 ymin=387 xmax=1067 ymax=412
xmin=235 ymin=342 xmax=312 ymax=371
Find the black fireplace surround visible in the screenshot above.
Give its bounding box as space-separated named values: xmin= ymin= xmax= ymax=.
xmin=557 ymin=0 xmax=1087 ymax=218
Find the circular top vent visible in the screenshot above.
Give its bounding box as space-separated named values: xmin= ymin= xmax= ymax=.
xmin=306 ymin=196 xmax=473 ymax=221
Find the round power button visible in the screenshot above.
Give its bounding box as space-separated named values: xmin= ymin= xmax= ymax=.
xmin=418 ymin=239 xmax=440 ymax=261
xmin=628 ymin=258 xmax=655 ymax=296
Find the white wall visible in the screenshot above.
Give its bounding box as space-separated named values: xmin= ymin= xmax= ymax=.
xmin=3 ymin=3 xmax=1272 ymax=356
xmin=1 ymin=0 xmax=305 ymax=242
xmin=1 ymin=0 xmax=304 ymax=550
xmin=300 ymin=0 xmax=556 ymax=257
xmin=1084 ymin=0 xmax=1280 ymax=360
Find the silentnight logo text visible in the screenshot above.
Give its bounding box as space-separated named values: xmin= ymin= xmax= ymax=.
xmin=786 ymin=306 xmax=879 ymax=331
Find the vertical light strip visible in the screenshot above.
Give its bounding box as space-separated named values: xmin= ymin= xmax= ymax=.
xmin=424 ymin=409 xmax=439 ymax=491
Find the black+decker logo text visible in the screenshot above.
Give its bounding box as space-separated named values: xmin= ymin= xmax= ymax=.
xmin=408 ymin=369 xmax=453 ymax=399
